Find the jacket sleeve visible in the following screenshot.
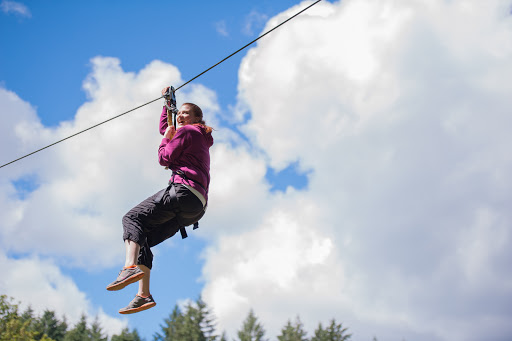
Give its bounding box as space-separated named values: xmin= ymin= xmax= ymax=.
xmin=159 ymin=106 xmax=168 ymax=135
xmin=158 ymin=127 xmax=190 ymax=167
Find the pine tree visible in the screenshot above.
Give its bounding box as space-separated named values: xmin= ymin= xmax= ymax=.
xmin=236 ymin=309 xmax=267 ymax=341
xmin=21 ymin=306 xmax=36 ymax=327
xmin=63 ymin=314 xmax=90 ymax=341
xmin=155 ymin=298 xmax=219 ymax=341
xmin=311 ymin=319 xmax=351 ymax=341
xmin=196 ymin=298 xmax=218 ymax=341
xmin=277 ymin=316 xmax=308 ymax=341
xmin=311 ymin=322 xmax=326 ymax=341
xmin=155 ymin=302 xmax=199 ymax=341
xmin=325 ymin=319 xmax=351 ymax=341
xmin=181 ymin=301 xmax=208 ymax=341
xmin=111 ymin=327 xmax=142 ymax=341
xmin=22 ymin=305 xmax=45 ymax=338
xmin=219 ymin=331 xmax=228 ymax=341
xmin=34 ymin=310 xmax=68 ymax=341
xmin=90 ymin=317 xmax=107 ymax=341
xmin=155 ymin=304 xmax=186 ymax=340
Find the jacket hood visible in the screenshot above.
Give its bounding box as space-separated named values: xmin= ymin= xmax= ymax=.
xmin=194 ymin=124 xmax=214 ymax=147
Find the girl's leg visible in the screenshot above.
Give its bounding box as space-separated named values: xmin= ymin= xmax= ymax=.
xmin=137 ymin=265 xmax=151 ymax=297
xmin=124 ymin=239 xmax=140 ymax=267
xmin=106 ymin=241 xmax=144 ymax=291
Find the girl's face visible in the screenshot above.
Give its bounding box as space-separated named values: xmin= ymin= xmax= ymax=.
xmin=176 ymin=104 xmax=198 ymax=128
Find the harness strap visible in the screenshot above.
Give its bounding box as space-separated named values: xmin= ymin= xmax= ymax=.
xmin=168 ymin=181 xmax=202 ymax=239
xmin=168 ymin=184 xmax=189 ymax=239
xmin=172 ymin=170 xmax=207 ymax=193
xmin=180 ymin=227 xmax=188 ymax=239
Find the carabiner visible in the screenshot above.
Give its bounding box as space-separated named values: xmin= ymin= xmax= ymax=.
xmin=163 ymin=86 xmax=178 ymax=128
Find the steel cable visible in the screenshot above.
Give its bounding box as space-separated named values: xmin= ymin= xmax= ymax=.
xmin=1 ymin=0 xmax=322 ymax=169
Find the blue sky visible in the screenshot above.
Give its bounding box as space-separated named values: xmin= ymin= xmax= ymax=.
xmin=2 ymin=1 xmax=512 ymax=341
xmin=0 ymin=0 xmax=310 ymax=187
xmin=1 ymin=0 xmax=296 ymax=126
xmin=1 ymin=0 xmax=313 ymax=339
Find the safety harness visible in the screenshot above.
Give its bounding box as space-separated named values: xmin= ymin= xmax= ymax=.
xmin=167 ymin=182 xmax=200 ymax=239
xmin=170 ymin=170 xmax=206 ymax=239
xmin=163 ymin=86 xmax=206 ymax=239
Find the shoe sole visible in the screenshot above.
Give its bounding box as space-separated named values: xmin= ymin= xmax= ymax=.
xmin=119 ymin=302 xmax=156 ymax=314
xmin=106 ymin=272 xmax=145 ymax=291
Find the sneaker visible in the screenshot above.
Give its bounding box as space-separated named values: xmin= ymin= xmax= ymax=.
xmin=119 ymin=295 xmax=156 ymax=314
xmin=106 ymin=266 xmax=144 ymax=291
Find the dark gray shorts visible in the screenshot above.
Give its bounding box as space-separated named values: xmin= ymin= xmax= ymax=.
xmin=122 ymin=183 xmax=205 ymax=269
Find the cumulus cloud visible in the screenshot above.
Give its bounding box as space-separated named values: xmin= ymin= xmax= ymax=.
xmin=243 ymin=10 xmax=269 ymax=36
xmin=201 ymin=0 xmax=512 ymax=340
xmin=0 ymin=57 xmax=223 ymax=270
xmin=1 ymin=0 xmax=31 ymax=17
xmin=215 ymin=20 xmax=229 ymax=37
xmin=0 ymin=53 xmax=243 ymax=338
xmin=0 ymin=59 xmax=203 ymax=336
xmin=2 ymin=0 xmax=512 ymax=340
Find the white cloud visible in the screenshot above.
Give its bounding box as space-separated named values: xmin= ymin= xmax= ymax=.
xmin=215 ymin=20 xmax=229 ymax=37
xmin=1 ymin=0 xmax=30 ymax=17
xmin=2 ymin=0 xmax=512 ymax=340
xmin=0 ymin=57 xmax=221 ymax=269
xmin=202 ymin=203 xmax=343 ymax=335
xmin=201 ymin=0 xmax=512 ymax=340
xmin=243 ymin=10 xmax=269 ymax=36
xmin=0 ymin=54 xmax=235 ymax=338
xmin=0 ymin=87 xmax=42 ymax=175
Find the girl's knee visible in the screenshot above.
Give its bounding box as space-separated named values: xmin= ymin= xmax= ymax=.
xmin=122 ymin=212 xmax=132 ymax=226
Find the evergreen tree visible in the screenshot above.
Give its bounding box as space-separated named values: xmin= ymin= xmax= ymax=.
xmin=181 ymin=301 xmax=207 ymax=341
xmin=219 ymin=331 xmax=228 ymax=341
xmin=196 ymin=298 xmax=218 ymax=341
xmin=277 ymin=316 xmax=308 ymax=341
xmin=325 ymin=319 xmax=350 ymax=341
xmin=111 ymin=327 xmax=142 ymax=341
xmin=90 ymin=317 xmax=107 ymax=341
xmin=154 ymin=302 xmax=200 ymax=341
xmin=22 ymin=305 xmax=44 ymax=338
xmin=311 ymin=322 xmax=326 ymax=341
xmin=155 ymin=297 xmax=219 ymax=341
xmin=155 ymin=304 xmax=185 ymax=340
xmin=311 ymin=319 xmax=351 ymax=341
xmin=34 ymin=310 xmax=68 ymax=341
xmin=236 ymin=309 xmax=267 ymax=341
xmin=21 ymin=306 xmax=37 ymax=327
xmin=63 ymin=314 xmax=90 ymax=341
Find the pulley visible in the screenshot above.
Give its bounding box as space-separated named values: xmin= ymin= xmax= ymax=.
xmin=163 ymin=86 xmax=178 ymax=128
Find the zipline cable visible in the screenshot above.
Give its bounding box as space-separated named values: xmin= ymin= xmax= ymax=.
xmin=175 ymin=0 xmax=322 ymax=91
xmin=0 ymin=0 xmax=322 ymax=170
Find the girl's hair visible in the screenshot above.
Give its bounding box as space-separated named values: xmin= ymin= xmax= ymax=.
xmin=183 ymin=102 xmax=213 ymax=134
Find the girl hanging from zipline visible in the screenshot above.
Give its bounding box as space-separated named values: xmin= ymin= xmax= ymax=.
xmin=106 ymin=86 xmax=214 ymax=314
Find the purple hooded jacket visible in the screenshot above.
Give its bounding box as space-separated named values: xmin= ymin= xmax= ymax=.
xmin=158 ymin=106 xmax=214 ymax=201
